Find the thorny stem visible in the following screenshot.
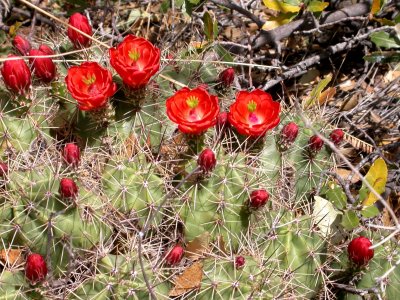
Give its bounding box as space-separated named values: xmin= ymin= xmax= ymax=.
xmin=137 ymin=166 xmax=201 ymax=300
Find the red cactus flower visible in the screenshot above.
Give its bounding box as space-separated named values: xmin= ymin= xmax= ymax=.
xmin=219 ymin=67 xmax=235 ymax=87
xmin=348 ymin=236 xmax=374 ymax=266
xmin=1 ymin=54 xmax=31 ymax=94
xmin=63 ymin=143 xmax=80 ymax=167
xmin=249 ymin=189 xmax=269 ymax=209
xmin=29 ymin=48 xmax=56 ymax=83
xmin=216 ymin=112 xmax=229 ymax=128
xmin=308 ymin=135 xmax=324 ymax=153
xmin=198 ymin=148 xmax=216 ymax=173
xmin=0 ymin=162 xmax=8 ymax=177
xmin=25 ymin=253 xmax=47 ymax=284
xmin=13 ymin=35 xmax=31 ymax=56
xmin=65 ymin=62 xmax=116 ymax=111
xmin=165 ymin=244 xmax=184 ymax=265
xmin=67 ymin=12 xmax=93 ymax=48
xmin=38 ymin=44 xmax=54 ymax=56
xmin=109 ymin=35 xmax=160 ymax=89
xmin=280 ymin=122 xmax=299 ymax=145
xmin=228 ymin=90 xmax=280 ymax=137
xmin=330 ymin=129 xmax=344 ymax=146
xmin=235 ymin=256 xmax=245 ymax=269
xmin=59 ymin=178 xmax=78 ymax=199
xmin=166 ymin=87 xmax=220 ymax=135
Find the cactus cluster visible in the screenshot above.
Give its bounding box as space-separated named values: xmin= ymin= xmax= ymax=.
xmin=0 ymin=12 xmax=398 ymax=300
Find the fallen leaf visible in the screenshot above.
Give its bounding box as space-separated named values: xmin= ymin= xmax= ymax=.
xmin=340 ymin=93 xmax=359 ymax=111
xmin=361 ymin=158 xmax=388 ymax=206
xmin=0 ymin=249 xmax=24 ymax=267
xmin=318 ymin=87 xmax=337 ymax=105
xmin=312 ymin=196 xmax=341 ymax=236
xmin=185 ymin=232 xmax=210 ymax=260
xmin=339 ymin=79 xmax=356 ymax=92
xmin=169 ymin=261 xmax=203 ymax=297
xmin=263 ymin=0 xmax=301 ymax=13
xmin=336 ymin=168 xmax=360 ymax=184
xmin=384 ymin=70 xmax=400 ymax=83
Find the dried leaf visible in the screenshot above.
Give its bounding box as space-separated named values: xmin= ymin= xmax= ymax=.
xmin=318 ymin=87 xmax=336 ymax=105
xmin=185 ymin=232 xmax=210 ymax=260
xmin=169 ymin=262 xmax=203 ymax=297
xmin=345 ymin=134 xmax=374 ymax=154
xmin=336 ymin=168 xmax=360 ymax=184
xmin=339 ymin=79 xmax=356 ymax=92
xmin=0 ymin=249 xmax=23 ymax=266
xmin=340 ymin=94 xmax=359 ymax=111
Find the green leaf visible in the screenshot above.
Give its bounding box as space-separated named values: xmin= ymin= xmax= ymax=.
xmin=341 ymin=210 xmax=360 ymax=230
xmin=304 ymin=74 xmax=332 ymax=108
xmin=203 ymin=12 xmax=217 ymax=41
xmin=313 ymin=196 xmax=341 ymax=237
xmin=307 ymin=1 xmax=329 ymax=12
xmin=364 ymin=51 xmax=400 ymax=63
xmin=326 ymin=185 xmax=347 ymax=210
xmin=370 ymin=31 xmax=400 ymax=49
xmin=361 ymin=206 xmax=380 ymax=218
xmin=214 ymin=44 xmax=234 ymax=62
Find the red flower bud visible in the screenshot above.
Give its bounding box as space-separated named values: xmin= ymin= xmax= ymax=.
xmin=0 ymin=162 xmax=8 ymax=177
xmin=38 ymin=44 xmax=54 ymax=56
xmin=280 ymin=122 xmax=299 ymax=145
xmin=25 ymin=253 xmax=47 ymax=284
xmin=198 ymin=148 xmax=216 ymax=173
xmin=219 ymin=68 xmax=235 ymax=87
xmin=216 ymin=112 xmax=229 ymax=128
xmin=235 ymin=256 xmax=245 ymax=269
xmin=330 ymin=129 xmax=344 ymax=146
xmin=29 ymin=49 xmax=56 ymax=83
xmin=348 ymin=236 xmax=374 ymax=266
xmin=249 ymin=189 xmax=269 ymax=209
xmin=59 ymin=178 xmax=78 ymax=199
xmin=63 ymin=143 xmax=80 ymax=166
xmin=1 ymin=54 xmax=31 ymax=94
xmin=165 ymin=245 xmax=184 ymax=265
xmin=13 ymin=35 xmax=31 ymax=56
xmin=308 ymin=135 xmax=324 ymax=153
xmin=67 ymin=13 xmax=93 ymax=48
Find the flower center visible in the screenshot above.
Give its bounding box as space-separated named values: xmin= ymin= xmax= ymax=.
xmin=82 ymin=73 xmax=96 ymax=85
xmin=247 ymin=100 xmax=257 ymax=113
xmin=186 ymin=96 xmax=199 ymax=109
xmin=128 ymin=49 xmax=140 ymax=61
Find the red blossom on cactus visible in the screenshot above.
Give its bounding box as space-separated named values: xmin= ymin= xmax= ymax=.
xmin=165 ymin=244 xmax=184 ymax=265
xmin=0 ymin=162 xmax=8 ymax=177
xmin=67 ymin=13 xmax=93 ymax=48
xmin=65 ymin=62 xmax=116 ymax=111
xmin=13 ymin=35 xmax=31 ymax=56
xmin=38 ymin=44 xmax=54 ymax=56
xmin=219 ymin=67 xmax=235 ymax=87
xmin=59 ymin=178 xmax=78 ymax=199
xmin=330 ymin=129 xmax=344 ymax=146
xmin=198 ymin=148 xmax=217 ymax=173
xmin=249 ymin=189 xmax=269 ymax=209
xmin=235 ymin=256 xmax=245 ymax=269
xmin=228 ymin=90 xmax=280 ymax=137
xmin=308 ymin=135 xmax=324 ymax=153
xmin=281 ymin=122 xmax=299 ymax=144
xmin=63 ymin=143 xmax=80 ymax=167
xmin=25 ymin=253 xmax=47 ymax=284
xmin=166 ymin=87 xmax=220 ymax=135
xmin=29 ymin=48 xmax=56 ymax=83
xmin=109 ymin=35 xmax=160 ymax=89
xmin=348 ymin=236 xmax=374 ymax=266
xmin=1 ymin=54 xmax=31 ymax=94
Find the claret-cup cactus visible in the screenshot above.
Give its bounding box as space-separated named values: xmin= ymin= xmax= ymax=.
xmin=0 ymin=8 xmax=398 ymax=300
